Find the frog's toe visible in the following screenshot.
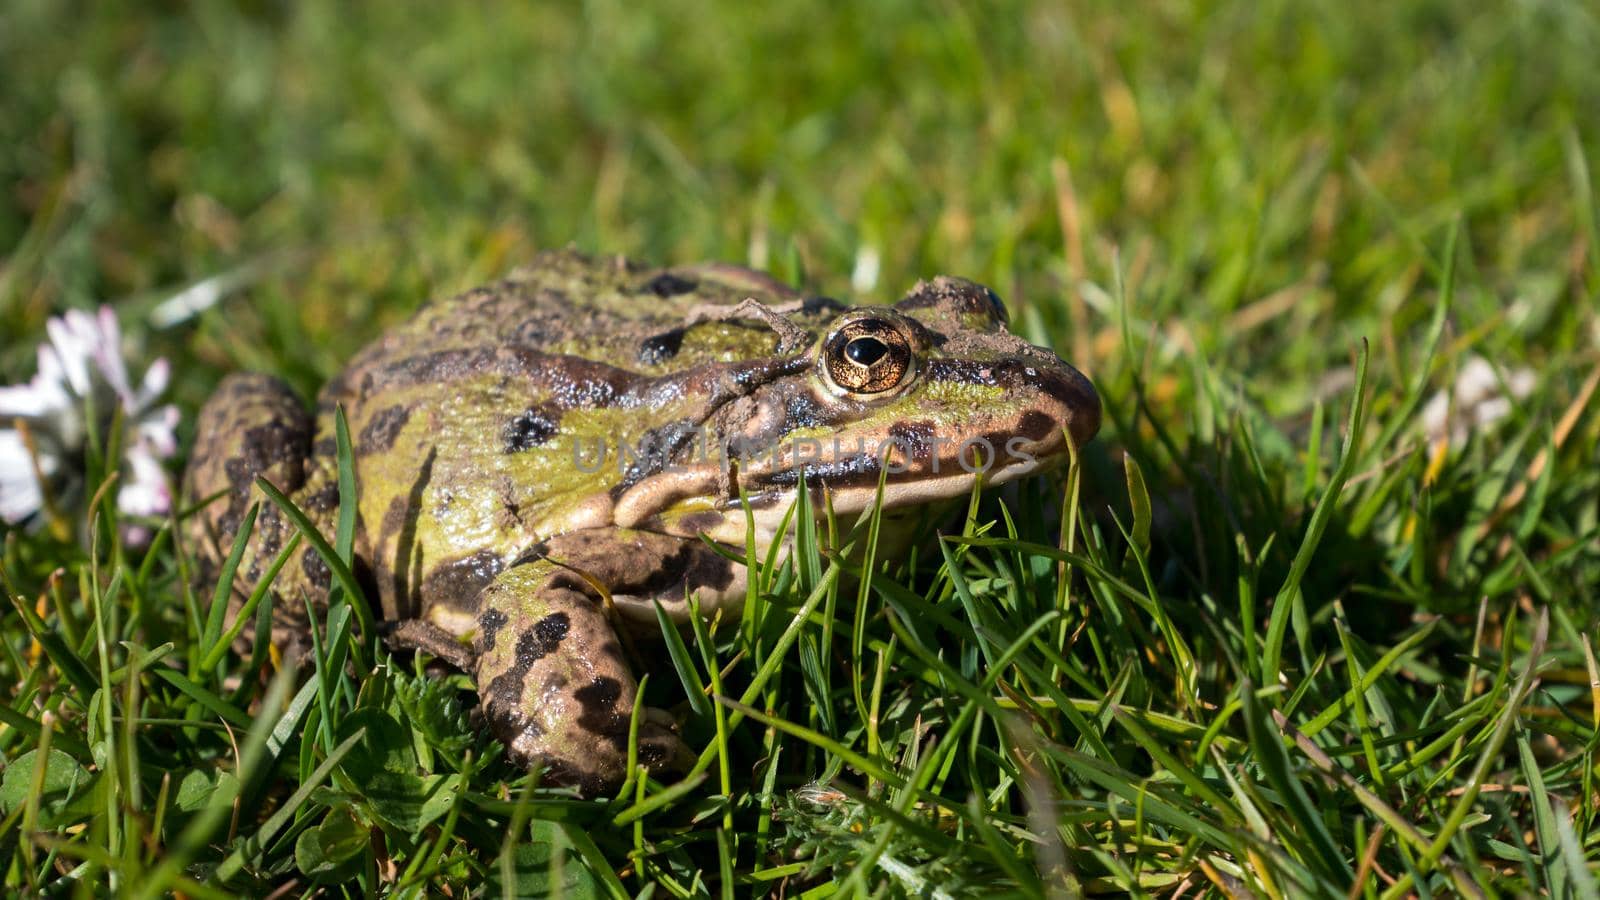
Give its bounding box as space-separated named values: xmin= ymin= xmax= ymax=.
xmin=637 ymin=719 xmax=694 ymax=774
xmin=386 ymin=618 xmax=475 ymax=670
xmin=641 ymin=705 xmax=677 ymax=729
xmin=488 ymin=706 xmax=688 ymax=793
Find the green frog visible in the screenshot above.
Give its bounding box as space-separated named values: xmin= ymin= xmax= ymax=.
xmin=183 ymin=249 xmax=1100 ymax=793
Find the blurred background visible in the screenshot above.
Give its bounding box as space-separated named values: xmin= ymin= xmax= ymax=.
xmin=2 ymin=0 xmax=1597 ymax=429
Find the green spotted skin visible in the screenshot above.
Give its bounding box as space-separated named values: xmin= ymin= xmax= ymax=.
xmin=183 ymin=249 xmax=1100 ymax=792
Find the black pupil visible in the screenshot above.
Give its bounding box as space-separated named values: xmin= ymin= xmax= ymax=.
xmin=845 ymin=336 xmax=889 ymax=366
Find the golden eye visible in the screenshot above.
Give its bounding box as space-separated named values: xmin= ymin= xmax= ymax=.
xmin=824 ymin=318 xmax=913 ymax=394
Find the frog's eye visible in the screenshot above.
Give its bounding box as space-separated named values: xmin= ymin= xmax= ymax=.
xmin=823 ymin=318 xmax=914 ymax=395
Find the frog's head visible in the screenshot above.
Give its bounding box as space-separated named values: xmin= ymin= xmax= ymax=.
xmin=613 ymin=276 xmax=1100 ymax=548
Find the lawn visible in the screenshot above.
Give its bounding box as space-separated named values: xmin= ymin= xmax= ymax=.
xmin=2 ymin=0 xmax=1599 ymax=895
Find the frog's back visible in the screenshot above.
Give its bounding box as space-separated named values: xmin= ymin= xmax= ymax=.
xmin=332 ymin=249 xmax=807 ymax=383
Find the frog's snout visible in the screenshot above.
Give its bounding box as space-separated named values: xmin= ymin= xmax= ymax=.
xmin=989 ymin=358 xmax=1103 ymax=450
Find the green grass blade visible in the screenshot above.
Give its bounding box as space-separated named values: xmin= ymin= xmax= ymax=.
xmin=1262 ymin=339 xmax=1369 ymax=685
xmin=199 ymin=502 xmax=258 ymax=666
xmin=253 ymin=476 xmax=376 ymax=654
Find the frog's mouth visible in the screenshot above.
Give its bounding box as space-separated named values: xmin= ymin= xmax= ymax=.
xmin=610 ymin=391 xmax=1095 ymax=550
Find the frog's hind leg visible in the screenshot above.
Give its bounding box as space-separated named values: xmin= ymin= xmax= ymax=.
xmin=183 ymin=373 xmax=332 ymax=658
xmin=466 ymin=554 xmax=692 ymax=795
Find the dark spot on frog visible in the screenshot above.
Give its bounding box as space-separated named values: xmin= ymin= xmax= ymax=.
xmin=632 ymin=540 xmax=736 ymax=599
xmin=516 ymin=613 xmax=571 ymax=665
xmin=217 ymin=377 xmax=254 ymax=403
xmin=314 ymin=437 xmax=338 ymax=458
xmin=921 ymin=359 xmax=981 ymax=385
xmin=1017 ymin=410 xmax=1056 ymax=442
xmin=505 ymin=292 xmax=568 ymax=345
xmin=480 ymin=613 xmax=574 ymax=723
xmin=683 ymin=546 xmax=735 ymax=593
xmin=255 ymin=504 xmax=284 ymax=561
xmin=638 ymin=328 xmax=685 ymax=365
xmin=421 ymin=550 xmax=503 ymax=613
xmin=218 ymin=424 xmax=307 ymax=533
xmin=319 ymin=368 xmax=357 ymax=406
xmin=305 ymin=482 xmax=340 ymax=513
xmin=759 ymin=454 xmax=883 ymax=488
xmin=502 ymin=406 xmax=559 ymax=452
xmin=573 ymin=677 xmax=628 ymax=751
xmin=478 ymin=608 xmax=508 ymax=652
xmin=676 ymin=510 xmax=725 ymax=536
xmin=302 ymin=549 xmax=331 ymax=591
xmin=242 ymin=421 xmax=309 ymax=474
xmin=643 ymin=272 xmax=698 ymax=297
xmin=783 ymin=389 xmax=825 ymax=430
xmin=543 ymin=758 xmax=609 ymax=795
xmin=379 ymin=494 xmax=410 ymax=544
xmin=359 ymin=404 xmax=411 ymax=453
xmin=888 ymin=420 xmax=937 ymax=461
xmin=615 ymin=419 xmax=702 ymax=489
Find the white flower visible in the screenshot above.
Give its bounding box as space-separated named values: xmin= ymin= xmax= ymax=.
xmin=0 ymin=306 xmax=179 ymax=542
xmin=1421 ymin=355 xmax=1537 ymax=446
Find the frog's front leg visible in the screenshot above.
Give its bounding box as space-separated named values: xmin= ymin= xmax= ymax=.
xmin=467 ymin=530 xmax=726 ymax=793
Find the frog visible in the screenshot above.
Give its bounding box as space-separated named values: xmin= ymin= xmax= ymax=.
xmin=182 ymin=248 xmax=1101 ymax=794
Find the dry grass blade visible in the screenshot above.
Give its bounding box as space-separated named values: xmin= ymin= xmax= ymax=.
xmin=1479 ymin=362 xmax=1600 ymax=545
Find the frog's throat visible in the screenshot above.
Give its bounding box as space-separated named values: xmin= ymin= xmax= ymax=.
xmin=726 ymin=447 xmax=1060 ymax=549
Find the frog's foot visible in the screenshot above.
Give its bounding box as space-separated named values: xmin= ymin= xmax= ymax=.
xmin=386 ymin=619 xmax=475 ymax=670
xmin=470 ymin=558 xmax=691 ymax=795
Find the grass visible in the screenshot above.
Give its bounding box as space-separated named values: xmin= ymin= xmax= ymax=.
xmin=2 ymin=0 xmax=1599 ymax=895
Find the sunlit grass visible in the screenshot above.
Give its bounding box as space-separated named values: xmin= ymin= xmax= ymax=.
xmin=2 ymin=0 xmax=1599 ymax=895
